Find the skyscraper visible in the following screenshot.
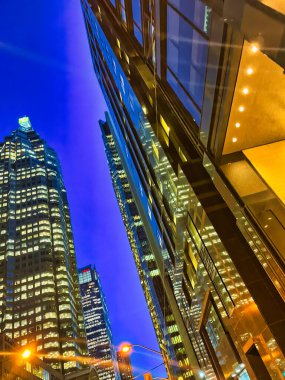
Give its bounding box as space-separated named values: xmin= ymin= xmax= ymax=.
xmin=0 ymin=117 xmax=86 ymax=374
xmin=81 ymin=0 xmax=285 ymax=378
xmin=78 ymin=265 xmax=118 ymax=380
xmin=100 ymin=118 xmax=193 ymax=379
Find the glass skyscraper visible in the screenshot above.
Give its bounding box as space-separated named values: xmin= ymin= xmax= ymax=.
xmin=78 ymin=265 xmax=119 ymax=380
xmin=101 ymin=118 xmax=193 ymax=379
xmin=0 ymin=117 xmax=86 ymax=374
xmin=81 ymin=0 xmax=285 ymax=379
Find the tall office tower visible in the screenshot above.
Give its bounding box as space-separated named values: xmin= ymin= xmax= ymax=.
xmin=0 ymin=117 xmax=86 ymax=374
xmin=81 ymin=0 xmax=285 ymax=378
xmin=101 ymin=118 xmax=193 ymax=379
xmin=117 ymin=350 xmax=133 ymax=380
xmin=78 ymin=265 xmax=119 ymax=380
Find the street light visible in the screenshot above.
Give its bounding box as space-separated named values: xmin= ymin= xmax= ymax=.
xmin=120 ymin=343 xmax=133 ymax=354
xmin=118 ymin=343 xmax=172 ymax=380
xmin=119 ymin=343 xmax=162 ymax=356
xmin=118 ymin=344 xmax=205 ymax=379
xmin=21 ymin=348 xmax=32 ymax=360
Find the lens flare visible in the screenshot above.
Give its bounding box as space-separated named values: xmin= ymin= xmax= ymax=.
xmin=21 ymin=349 xmax=32 ymax=359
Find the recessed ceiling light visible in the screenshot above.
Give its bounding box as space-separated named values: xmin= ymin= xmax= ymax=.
xmin=238 ymin=106 xmax=245 ymax=112
xmin=246 ymin=67 xmax=253 ymax=75
xmin=232 ymin=137 xmax=237 ymax=143
xmin=242 ymin=88 xmax=249 ymax=95
xmin=251 ymin=44 xmax=258 ymax=53
xmin=235 ymin=122 xmax=240 ymax=128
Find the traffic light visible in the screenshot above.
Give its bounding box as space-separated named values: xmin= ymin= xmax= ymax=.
xmin=143 ymin=372 xmax=153 ymax=380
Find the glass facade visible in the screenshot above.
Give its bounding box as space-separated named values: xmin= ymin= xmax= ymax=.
xmin=0 ymin=118 xmax=86 ymax=374
xmin=81 ymin=0 xmax=285 ymax=378
xmin=132 ymin=0 xmax=143 ymax=44
xmin=218 ymin=39 xmax=285 ymax=272
xmin=166 ymin=2 xmax=209 ymax=124
xmin=78 ymin=265 xmax=119 ymax=380
xmin=100 ymin=119 xmax=190 ymax=379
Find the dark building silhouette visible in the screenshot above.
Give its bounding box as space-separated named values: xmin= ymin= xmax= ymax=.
xmin=117 ymin=350 xmax=133 ymax=380
xmin=81 ymin=0 xmax=285 ymax=378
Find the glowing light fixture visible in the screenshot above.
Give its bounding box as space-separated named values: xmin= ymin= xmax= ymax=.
xmin=246 ymin=67 xmax=253 ymax=75
xmin=235 ymin=122 xmax=240 ymax=128
xmin=120 ymin=343 xmax=132 ymax=354
xmin=251 ymin=44 xmax=258 ymax=53
xmin=142 ymin=106 xmax=148 ymax=115
xmin=238 ymin=106 xmax=245 ymax=112
xmin=21 ymin=349 xmax=32 ymax=360
xmin=232 ymin=137 xmax=238 ymax=143
xmin=198 ymin=370 xmax=205 ymax=379
xmin=242 ymin=87 xmax=249 ymax=95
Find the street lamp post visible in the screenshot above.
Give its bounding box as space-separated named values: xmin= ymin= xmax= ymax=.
xmin=119 ymin=343 xmax=173 ymax=380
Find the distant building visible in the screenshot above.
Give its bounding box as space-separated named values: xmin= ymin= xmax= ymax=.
xmin=81 ymin=0 xmax=285 ymax=378
xmin=117 ymin=350 xmax=133 ymax=380
xmin=78 ymin=265 xmax=118 ymax=380
xmin=0 ymin=117 xmax=86 ymax=374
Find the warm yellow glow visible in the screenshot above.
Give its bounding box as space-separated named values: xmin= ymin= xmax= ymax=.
xmin=244 ymin=140 xmax=285 ymax=204
xmin=242 ymin=87 xmax=249 ymax=95
xmin=235 ymin=122 xmax=241 ymax=128
xmin=232 ymin=137 xmax=238 ymax=143
xmin=120 ymin=343 xmax=132 ymax=354
xmin=21 ymin=349 xmax=32 ymax=360
xmin=224 ymin=40 xmax=285 ymax=155
xmin=160 ymin=115 xmax=170 ymax=136
xmin=260 ymin=0 xmax=285 ymax=14
xmin=221 ymin=160 xmax=267 ymax=198
xmin=251 ymin=44 xmax=259 ymax=53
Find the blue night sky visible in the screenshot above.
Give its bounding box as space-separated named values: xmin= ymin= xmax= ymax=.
xmin=0 ymin=1 xmax=165 ymax=377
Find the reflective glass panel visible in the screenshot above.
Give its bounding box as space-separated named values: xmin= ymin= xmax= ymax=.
xmin=168 ymin=0 xmax=211 ymax=33
xmin=167 ymin=5 xmax=208 ymax=123
xmin=205 ymin=305 xmax=239 ymax=377
xmin=132 ymin=0 xmax=142 ymax=27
